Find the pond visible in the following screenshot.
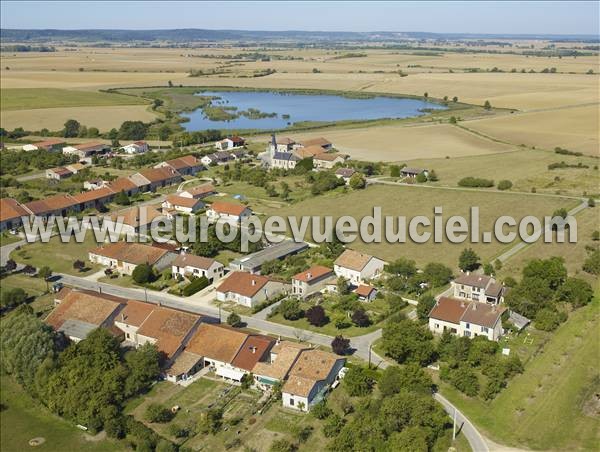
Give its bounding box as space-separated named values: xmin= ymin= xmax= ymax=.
xmin=181 ymin=90 xmax=446 ymax=131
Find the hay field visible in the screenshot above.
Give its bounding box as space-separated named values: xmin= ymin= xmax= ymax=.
xmin=255 ymin=184 xmax=575 ymax=268
xmin=406 ymin=148 xmax=600 ymax=196
xmin=272 ymin=123 xmax=515 ymax=161
xmin=0 ymin=105 xmax=157 ymax=131
xmin=1 ymin=88 xmax=147 ymax=110
xmin=465 ymin=105 xmax=600 ymax=155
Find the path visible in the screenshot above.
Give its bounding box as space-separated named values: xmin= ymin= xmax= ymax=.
xmin=16 ymin=171 xmax=45 ymax=182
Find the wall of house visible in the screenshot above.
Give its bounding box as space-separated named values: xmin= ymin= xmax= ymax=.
xmin=282 ymin=392 xmax=310 ymax=412
xmin=334 ymin=265 xmax=362 ymax=285
xmin=114 ymin=321 xmax=140 ymax=342
xmin=453 ymin=282 xmax=486 ymax=303
xmin=429 ymin=318 xmax=462 ymax=336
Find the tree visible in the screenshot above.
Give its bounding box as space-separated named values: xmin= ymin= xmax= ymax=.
xmin=132 ymin=263 xmax=156 ymax=284
xmin=483 ymin=262 xmax=494 ymax=275
xmin=557 ymin=277 xmax=593 ymax=308
xmin=422 ymin=262 xmax=453 ymax=287
xmin=269 ymin=439 xmax=295 ymax=452
xmin=124 ymin=343 xmax=161 ymax=397
xmin=1 ymin=288 xmax=28 ymax=309
xmin=331 ymin=335 xmax=350 ymax=355
xmin=63 ymin=119 xmax=81 ymax=138
xmin=344 ymin=366 xmax=375 ymax=396
xmin=306 ymin=305 xmax=328 ymax=326
xmin=423 ymin=92 xmax=428 ymax=98
xmin=534 ymin=307 xmax=566 ymax=331
xmin=588 ymin=198 xmax=595 ymax=208
xmin=73 ymin=259 xmax=85 ymax=272
xmin=38 ymin=266 xmax=52 ymax=291
xmin=382 ymin=319 xmax=435 ymax=366
xmin=379 ymin=364 xmax=434 ymax=397
xmin=22 ymin=264 xmax=36 ymax=275
xmin=182 ymin=276 xmax=209 ymax=296
xmin=4 ymin=259 xmax=16 ymax=272
xmin=348 ymin=172 xmax=366 ymax=190
xmin=311 ymin=401 xmax=333 ymax=419
xmin=497 ymin=180 xmax=513 ymax=190
xmin=279 ymin=181 xmax=291 ymax=200
xmin=227 ymin=312 xmax=242 ymax=327
xmin=416 ymin=294 xmax=436 ymax=321
xmin=583 ymin=249 xmax=600 ymax=275
xmin=279 ymin=298 xmax=303 ymax=320
xmin=198 ymin=408 xmax=223 ymax=434
xmin=458 ymin=248 xmax=480 ymax=272
xmin=114 ymin=190 xmax=131 ymax=206
xmin=453 ymin=96 xmax=458 ymax=102
xmin=449 ymin=116 xmax=457 ymax=124
xmin=415 ymin=172 xmax=427 ymax=183
xmin=443 ymin=364 xmax=480 ymax=396
xmin=351 ymin=307 xmax=370 ymax=327
xmin=158 ymin=124 xmax=171 ymax=141
xmin=118 ymin=121 xmax=148 ymax=140
xmin=427 ymin=169 xmax=438 ymax=181
xmin=323 ymin=413 xmax=346 ymax=437
xmin=336 ymin=276 xmax=349 ymax=295
xmin=484 ymin=100 xmax=492 ymax=110
xmin=390 ymin=165 xmax=401 ymax=177
xmin=592 ymin=230 xmax=600 ymax=241
xmin=385 ymin=257 xmax=417 ymax=279
xmin=144 ymin=403 xmax=173 ymax=423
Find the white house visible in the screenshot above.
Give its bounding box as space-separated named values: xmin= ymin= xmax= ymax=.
xmin=216 ymin=136 xmax=245 ymax=150
xmin=354 ymin=284 xmax=378 ymax=302
xmin=178 ymin=184 xmax=216 ymax=199
xmin=216 ymin=271 xmax=288 ymax=308
xmin=428 ymin=297 xmax=506 ymax=341
xmin=171 ymin=253 xmax=224 ymax=283
xmin=161 ymin=195 xmax=205 ymax=215
xmin=291 ymin=265 xmax=335 ymax=298
xmin=313 ymin=153 xmax=348 ymax=170
xmin=206 ymin=201 xmax=252 ymax=225
xmin=121 ymin=141 xmax=149 ymax=154
xmin=452 ymin=273 xmax=506 ymax=305
xmin=335 ymin=168 xmax=356 ymax=184
xmin=201 ymin=151 xmax=233 ymax=166
xmin=333 ymin=249 xmax=385 ymax=285
xmin=282 ymin=349 xmax=345 ymax=412
xmin=22 ymin=138 xmax=66 ymax=152
xmin=89 ymin=242 xmax=177 ymax=275
xmin=46 ymin=167 xmax=73 ymax=180
xmin=271 ymin=152 xmax=300 ymax=170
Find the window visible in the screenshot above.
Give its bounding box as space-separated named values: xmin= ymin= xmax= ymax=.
xmin=465 ymin=323 xmax=470 ymax=329
xmin=481 ymin=326 xmax=489 ymax=333
xmin=435 ymin=323 xmax=440 ymax=329
xmin=289 ymin=398 xmax=294 ymax=406
xmin=464 ymin=331 xmax=471 ymax=337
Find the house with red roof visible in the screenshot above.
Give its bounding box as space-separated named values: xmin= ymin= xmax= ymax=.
xmin=171 ymin=253 xmax=224 ymax=283
xmin=0 ymin=198 xmax=31 ymax=231
xmin=216 ymin=271 xmax=288 ymax=308
xmin=216 ymin=136 xmax=245 ymax=150
xmin=291 ymin=265 xmax=335 ymax=298
xmin=206 ymin=201 xmax=252 ymax=225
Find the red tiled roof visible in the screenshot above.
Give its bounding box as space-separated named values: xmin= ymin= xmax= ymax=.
xmin=429 ymin=297 xmax=469 ymax=324
xmin=186 ymin=323 xmax=248 ymax=363
xmin=45 ymin=289 xmax=124 ymax=330
xmin=172 ymin=253 xmax=219 ymax=270
xmin=75 ymin=142 xmax=106 ymax=150
xmin=72 ymin=186 xmax=115 ymax=204
xmin=231 ymin=335 xmax=275 ymax=371
xmin=107 ymin=177 xmax=137 ymax=193
xmin=209 ymin=201 xmax=249 ymax=216
xmin=217 ymin=271 xmax=270 ymax=298
xmin=0 ymin=198 xmax=31 ymax=222
xmin=90 ymin=241 xmax=171 ymax=266
xmin=293 ymin=265 xmax=334 ymax=283
xmin=164 ymin=195 xmax=203 ymax=209
xmin=183 ymin=184 xmax=215 ymax=197
xmin=34 ymin=138 xmax=66 ymax=147
xmin=24 ymin=194 xmax=78 ymax=215
xmin=139 ymin=166 xmax=180 ymax=183
xmin=354 ymin=285 xmax=376 ymax=297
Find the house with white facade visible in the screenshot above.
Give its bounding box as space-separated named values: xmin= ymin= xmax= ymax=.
xmin=171 ymin=254 xmax=224 ymax=283
xmin=161 ymin=195 xmax=205 ymax=215
xmin=22 ymin=138 xmax=66 ymax=152
xmin=178 ymin=184 xmax=216 ymax=199
xmin=291 ymin=265 xmax=335 ymax=298
xmin=89 ymin=242 xmax=177 ymax=275
xmin=216 ymin=136 xmax=245 ymax=150
xmin=216 ymin=271 xmax=288 ymax=308
xmin=206 ymin=201 xmax=252 ymax=225
xmin=333 ymin=249 xmax=385 ymax=285
xmin=335 ymin=168 xmax=356 ymax=184
xmin=354 ymin=284 xmax=378 ymax=302
xmin=452 ymin=273 xmax=506 ymax=305
xmin=271 ymin=152 xmax=300 ymax=170
xmin=121 ymin=141 xmax=149 ymax=154
xmin=46 ymin=166 xmax=73 ymax=180
xmin=428 ymin=297 xmax=506 ymax=341
xmin=62 ymin=142 xmax=109 ymax=160
xmin=313 ymin=152 xmax=348 ymax=169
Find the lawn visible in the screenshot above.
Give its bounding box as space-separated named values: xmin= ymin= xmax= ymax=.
xmin=0 ymin=88 xmax=148 ymax=110
xmin=258 ymin=184 xmax=576 ymax=270
xmin=0 ymin=375 xmax=120 ymax=452
xmin=11 ymin=234 xmax=102 ymax=276
xmin=438 ymin=295 xmax=600 ymax=450
xmin=0 ymin=232 xmax=22 ymax=247
xmin=0 ymin=273 xmax=56 ymax=315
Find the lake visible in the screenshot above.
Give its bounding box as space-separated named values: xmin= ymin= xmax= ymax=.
xmin=181 ymin=90 xmax=446 ymax=131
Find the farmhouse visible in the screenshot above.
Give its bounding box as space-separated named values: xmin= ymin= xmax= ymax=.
xmin=89 ymin=241 xmax=177 ymax=275
xmin=201 ymin=151 xmax=234 ymax=166
xmin=178 ymin=184 xmax=216 ymax=199
xmin=24 ymin=193 xmax=79 ymax=219
xmin=253 ymin=341 xmax=309 ymax=389
xmin=452 ymin=273 xmax=506 ymax=304
xmin=216 ymin=271 xmax=288 ymax=308
xmin=171 ymin=253 xmax=224 ymax=283
xmin=216 ymin=136 xmax=245 ymax=150
xmin=22 ymin=138 xmax=66 ymax=152
xmin=72 ymin=186 xmax=115 ymax=210
xmin=45 ymin=166 xmax=73 ymax=180
xmin=156 ymin=155 xmax=203 ymax=176
xmin=62 ymin=142 xmax=109 ymax=160
xmin=206 ymin=201 xmax=252 ymax=224
xmin=428 ymin=297 xmax=506 ymax=341
xmin=282 ymin=349 xmax=345 ymax=412
xmin=400 ymin=167 xmax=428 ymax=178
xmin=271 ymin=152 xmax=300 ymax=170
xmin=45 ymin=289 xmax=124 ymax=342
xmin=292 ymin=265 xmax=335 ymax=298
xmin=0 ymin=198 xmax=31 ymax=231
xmin=162 ymin=195 xmax=205 ymax=215
xmin=334 ymin=249 xmax=385 ymax=285
xmin=354 ymin=284 xmax=378 ymax=302
xmin=313 ymin=152 xmax=348 ymax=169
xmin=138 ymin=166 xmax=182 ymax=191
xmin=229 ymin=240 xmax=309 ymax=274
xmin=293 ymin=145 xmax=327 ymax=160
xmin=335 ymin=167 xmax=356 ymax=183
xmin=121 ymin=141 xmax=149 ymax=154
xmin=297 ymin=137 xmax=333 ymax=150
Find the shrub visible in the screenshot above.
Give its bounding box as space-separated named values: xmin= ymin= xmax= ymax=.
xmin=311 ymin=401 xmax=333 ymax=420
xmin=331 ymin=335 xmax=350 ymax=355
xmin=1 ymin=288 xmax=28 ymax=308
xmin=306 ymin=305 xmax=328 ymax=326
xmin=279 ymin=298 xmax=303 ymax=320
xmin=132 ymin=264 xmax=156 ymax=284
xmin=227 ymin=312 xmax=242 ymax=327
xmin=144 ymin=403 xmax=173 ymax=423
xmin=351 ymin=307 xmax=370 ymax=327
xmin=182 ymin=276 xmax=209 ymax=296
xmin=344 ymin=366 xmax=375 ymax=396
xmin=497 ymin=180 xmax=513 ymax=190
xmin=458 ymin=177 xmax=494 ymax=188
xmin=534 ymin=307 xmax=567 ymax=331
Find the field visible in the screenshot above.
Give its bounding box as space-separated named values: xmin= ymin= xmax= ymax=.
xmin=0 ymin=375 xmax=120 ymax=452
xmin=254 ymin=184 xmax=576 ymax=269
xmin=0 ymin=273 xmax=56 ymax=314
xmin=405 ymin=148 xmax=600 ymax=196
xmin=439 ymin=295 xmax=600 ymax=451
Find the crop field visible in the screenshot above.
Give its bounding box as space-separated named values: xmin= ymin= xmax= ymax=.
xmin=465 ymin=104 xmax=600 ymax=155
xmin=406 ymin=148 xmax=600 ymax=196
xmin=1 ymin=88 xmax=148 ymax=110
xmin=255 ymin=184 xmax=576 ymax=269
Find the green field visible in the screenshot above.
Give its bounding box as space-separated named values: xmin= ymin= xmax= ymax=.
xmin=0 ymin=375 xmax=120 ymax=452
xmin=1 ymin=88 xmax=148 ymax=110
xmin=0 ymin=273 xmax=56 ymax=314
xmin=439 ymin=295 xmax=600 ymax=450
xmin=257 ymin=184 xmax=576 ymax=269
xmin=11 ymin=234 xmax=102 ymax=276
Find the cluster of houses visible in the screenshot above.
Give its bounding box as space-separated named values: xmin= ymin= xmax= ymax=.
xmin=428 ymin=273 xmax=509 ymax=341
xmin=45 ymin=286 xmax=346 ymax=412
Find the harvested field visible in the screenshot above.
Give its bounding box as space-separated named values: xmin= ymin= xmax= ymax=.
xmin=0 ymin=105 xmax=157 ymax=131
xmin=275 ymin=122 xmax=515 ymax=161
xmin=1 ymin=88 xmax=147 ymax=110
xmin=465 ymin=104 xmax=600 ymax=155
xmin=255 ymin=184 xmax=576 ymax=269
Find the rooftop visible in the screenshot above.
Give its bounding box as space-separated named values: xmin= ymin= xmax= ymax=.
xmin=0 ymin=198 xmax=30 ymax=222
xmin=283 ymin=349 xmax=341 ymax=397
xmin=428 ymin=297 xmax=469 ymax=324
xmin=164 ymin=195 xmax=203 ymax=209
xmin=299 ymin=137 xmax=331 ymax=148
xmin=454 ymin=273 xmax=493 ymax=289
xmin=217 ymin=271 xmax=270 ymax=298
xmin=461 ymin=301 xmax=506 ymax=329
xmin=230 ymin=240 xmax=308 ymax=272
xmin=172 ymin=253 xmax=219 ymax=270
xmin=231 ymin=335 xmax=275 ymax=371
xmin=139 ymin=166 xmax=180 ymax=183
xmin=334 ymin=249 xmax=375 ymax=272
xmin=90 ymin=241 xmax=171 ymax=265
xmin=252 ymin=341 xmax=308 ymax=380
xmin=182 ymin=184 xmax=215 ymax=197
xmin=186 ymin=323 xmax=248 ymax=363
xmin=209 ymin=201 xmax=249 ymax=217
xmin=293 ymin=265 xmax=334 ymax=283
xmin=110 ymin=205 xmax=164 ymax=228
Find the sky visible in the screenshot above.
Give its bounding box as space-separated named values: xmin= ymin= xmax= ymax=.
xmin=1 ymin=1 xmax=598 ymax=36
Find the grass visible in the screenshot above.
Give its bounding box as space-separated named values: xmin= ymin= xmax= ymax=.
xmin=438 ymin=295 xmax=600 ymax=450
xmin=11 ymin=234 xmax=102 ymax=276
xmin=0 ymin=273 xmax=56 ymax=314
xmin=0 ymin=232 xmax=22 ymax=247
xmin=258 ymin=184 xmax=576 ymax=269
xmin=0 ymin=375 xmax=120 ymax=452
xmin=0 ymin=88 xmax=148 ymax=110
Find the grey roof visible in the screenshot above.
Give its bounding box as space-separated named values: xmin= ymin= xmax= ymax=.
xmin=230 ymin=240 xmax=309 ymax=272
xmin=335 ymin=168 xmax=356 ymax=177
xmin=273 ymin=152 xmax=300 ymax=162
xmin=58 ymin=319 xmax=97 ymax=340
xmin=401 ymin=167 xmax=427 ymax=175
xmin=508 ymin=311 xmax=530 ymax=331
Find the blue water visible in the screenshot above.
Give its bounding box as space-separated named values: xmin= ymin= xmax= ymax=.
xmin=181 ymin=90 xmax=446 ymax=131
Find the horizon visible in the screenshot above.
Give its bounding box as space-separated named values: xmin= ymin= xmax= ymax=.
xmin=1 ymin=1 xmax=599 ymax=36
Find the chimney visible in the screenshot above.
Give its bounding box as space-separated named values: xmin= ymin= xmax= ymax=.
xmin=251 ymin=346 xmax=256 ymax=354
xmin=251 ymin=279 xmax=256 ymax=286
xmin=306 ymin=272 xmax=312 ymax=279
xmin=460 ymin=301 xmax=465 ymax=308
xmin=472 ymin=303 xmax=477 ymax=310
xmin=466 ymin=271 xmax=470 ymax=275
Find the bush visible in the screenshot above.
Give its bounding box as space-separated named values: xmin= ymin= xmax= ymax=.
xmin=534 ymin=307 xmax=567 ymax=331
xmin=306 ymin=305 xmax=328 ymax=326
xmin=1 ymin=288 xmax=28 ymax=309
xmin=182 ymin=276 xmax=209 ymax=296
xmin=497 ymin=180 xmax=513 ymax=190
xmin=323 ymin=413 xmax=346 ymax=438
xmin=351 ymin=307 xmax=370 ymax=327
xmin=331 ymin=335 xmax=350 ymax=355
xmin=311 ymin=401 xmax=333 ymax=420
xmin=132 ymin=264 xmax=156 ymax=284
xmin=344 ymin=366 xmax=375 ymax=396
xmin=279 ymin=298 xmax=303 ymax=320
xmin=458 ymin=177 xmax=494 ymax=188
xmin=227 ymin=312 xmax=242 ymax=327
xmin=144 ymin=403 xmax=173 ymax=423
